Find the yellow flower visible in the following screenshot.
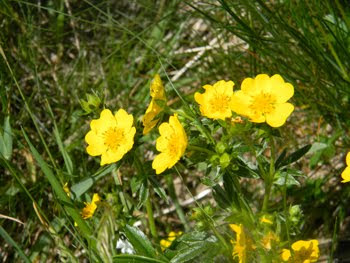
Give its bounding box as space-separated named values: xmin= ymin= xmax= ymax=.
xmin=260 ymin=215 xmax=273 ymax=225
xmin=63 ymin=182 xmax=70 ymax=197
xmin=85 ymin=109 xmax=136 ymax=166
xmin=81 ymin=193 xmax=100 ymax=219
xmin=261 ymin=232 xmax=279 ymax=250
xmin=230 ymin=74 xmax=294 ymax=127
xmin=194 ymin=80 xmax=234 ymax=120
xmin=230 ymin=224 xmax=255 ymax=263
xmin=281 ymin=239 xmax=319 ymax=262
xmin=160 ymin=231 xmax=182 ymax=251
xmin=152 ymin=114 xmax=187 ymax=174
xmin=142 ymin=74 xmax=166 ymax=135
xmin=341 ymin=152 xmax=350 ymax=183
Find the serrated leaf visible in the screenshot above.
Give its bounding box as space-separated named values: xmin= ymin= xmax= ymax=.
xmin=137 ymin=181 xmax=149 ymax=209
xmin=274 ymin=172 xmax=300 ymax=187
xmin=170 ymin=240 xmax=215 ymax=263
xmin=124 ymin=225 xmax=157 ymax=258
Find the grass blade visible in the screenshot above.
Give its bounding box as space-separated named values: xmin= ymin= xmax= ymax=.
xmin=0 ymin=225 xmax=31 ymax=263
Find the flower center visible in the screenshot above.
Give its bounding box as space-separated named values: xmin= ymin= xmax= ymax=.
xmin=250 ymin=92 xmax=276 ymax=115
xmin=209 ymin=94 xmax=230 ymax=113
xmin=167 ymin=135 xmax=181 ymax=158
xmin=104 ymin=127 xmax=125 ymax=151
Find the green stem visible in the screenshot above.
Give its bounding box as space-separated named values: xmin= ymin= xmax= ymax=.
xmin=166 ymin=175 xmax=189 ymax=231
xmin=262 ymin=135 xmax=276 ymax=212
xmin=283 ymin=182 xmax=291 ymax=244
xmin=145 ymin=196 xmax=158 ymax=240
xmin=173 ymin=108 xmax=216 ymax=145
xmin=187 ymin=145 xmax=215 ymax=155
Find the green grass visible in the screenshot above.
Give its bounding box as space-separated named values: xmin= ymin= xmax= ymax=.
xmin=1 ymin=0 xmax=350 ymax=261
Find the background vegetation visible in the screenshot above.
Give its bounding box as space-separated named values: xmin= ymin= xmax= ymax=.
xmin=1 ymin=0 xmax=350 ymax=261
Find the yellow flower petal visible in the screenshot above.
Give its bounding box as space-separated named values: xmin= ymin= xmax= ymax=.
xmin=91 ymin=193 xmax=101 ymax=204
xmin=346 ymin=152 xmax=350 ymax=166
xmin=143 ymin=75 xmax=166 ymax=134
xmin=115 ymin=109 xmax=134 ymax=131
xmin=90 ymin=109 xmax=116 ymax=132
xmin=265 ymin=103 xmax=294 ymax=127
xmin=268 ymin=74 xmax=294 ymax=103
xmin=150 ymin=74 xmax=166 ymax=99
xmin=160 ymin=239 xmax=171 ymax=251
xmin=281 ymin=249 xmax=291 ymax=261
xmin=152 ymin=152 xmax=173 ymax=174
xmin=341 ymin=166 xmax=350 ymax=183
xmin=260 ymin=215 xmax=273 ymax=225
xmin=85 ymin=131 xmax=104 ymax=156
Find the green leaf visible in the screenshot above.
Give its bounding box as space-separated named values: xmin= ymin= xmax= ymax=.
xmin=0 ymin=226 xmax=31 ymax=263
xmin=123 ymin=225 xmax=157 ymax=258
xmin=274 ymin=172 xmax=300 ymax=187
xmin=0 ymin=116 xmax=12 ymax=160
xmin=170 ymin=239 xmax=216 ymax=263
xmin=137 ymin=180 xmax=149 ymax=209
xmin=21 ymin=129 xmax=93 ymax=240
xmin=53 ymin=126 xmax=73 ymax=175
xmin=113 ymin=255 xmax=168 ymax=263
xmin=71 ymin=164 xmax=118 ymax=199
xmin=149 ymin=175 xmax=168 ymax=202
xmin=307 ymin=142 xmax=328 ymax=154
xmin=277 ymin=144 xmax=311 ymax=168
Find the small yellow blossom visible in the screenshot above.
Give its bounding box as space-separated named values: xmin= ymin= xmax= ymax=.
xmin=160 ymin=231 xmax=182 ymax=251
xmin=194 ymin=80 xmax=234 ymax=120
xmin=85 ymin=109 xmax=136 ymax=166
xmin=81 ymin=193 xmax=100 ymax=219
xmin=152 ymin=114 xmax=187 ymax=174
xmin=230 ymin=224 xmax=255 ymax=263
xmin=142 ymin=74 xmax=166 ymax=134
xmin=341 ymin=152 xmax=350 ymax=183
xmin=230 ymin=74 xmax=294 ymax=127
xmin=281 ymin=239 xmax=319 ymax=262
xmin=231 ymin=116 xmax=244 ymax=124
xmin=260 ymin=215 xmax=273 ymax=225
xmin=261 ymin=231 xmax=279 ymax=250
xmin=63 ymin=182 xmax=70 ymax=197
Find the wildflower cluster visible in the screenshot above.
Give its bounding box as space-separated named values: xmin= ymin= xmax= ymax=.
xmin=66 ymin=73 xmax=321 ymax=262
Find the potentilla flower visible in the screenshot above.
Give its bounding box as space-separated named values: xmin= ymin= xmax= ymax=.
xmin=341 ymin=152 xmax=350 ymax=183
xmin=160 ymin=231 xmax=182 ymax=251
xmin=81 ymin=193 xmax=100 ymax=219
xmin=230 ymin=224 xmax=255 ymax=263
xmin=194 ymin=80 xmax=234 ymax=120
xmin=63 ymin=182 xmax=70 ymax=197
xmin=142 ymin=74 xmax=166 ymax=135
xmin=85 ymin=109 xmax=136 ymax=166
xmin=152 ymin=114 xmax=187 ymax=174
xmin=261 ymin=232 xmax=279 ymax=250
xmin=230 ymin=74 xmax=294 ymax=127
xmin=260 ymin=215 xmax=273 ymax=225
xmin=281 ymin=239 xmax=319 ymax=262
